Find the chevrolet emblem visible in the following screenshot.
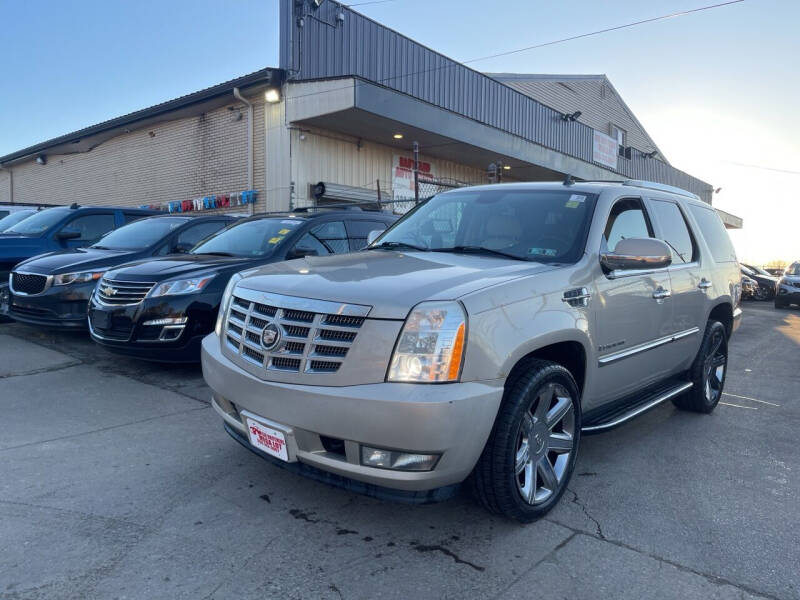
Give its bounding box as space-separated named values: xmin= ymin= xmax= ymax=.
xmin=101 ymin=286 xmax=117 ymax=296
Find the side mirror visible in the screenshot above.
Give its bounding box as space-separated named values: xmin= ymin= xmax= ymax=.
xmin=600 ymin=238 xmax=671 ymax=272
xmin=287 ymin=247 xmax=318 ymax=260
xmin=56 ymin=229 xmax=81 ymax=241
xmin=366 ymin=230 xmax=384 ymax=245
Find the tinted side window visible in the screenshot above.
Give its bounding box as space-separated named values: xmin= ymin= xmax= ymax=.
xmin=649 ymin=199 xmax=696 ymax=264
xmin=176 ymin=221 xmax=228 ymax=249
xmin=688 ymin=204 xmax=737 ymax=263
xmin=0 ymin=210 xmax=9 ymax=219
xmin=603 ymin=198 xmax=653 ymax=251
xmin=123 ymin=212 xmax=148 ymax=224
xmin=293 ymin=232 xmax=330 ymax=256
xmin=65 ymin=214 xmax=116 ymax=242
xmin=347 ymin=220 xmax=389 ymax=251
xmin=312 ymin=221 xmax=348 ymax=254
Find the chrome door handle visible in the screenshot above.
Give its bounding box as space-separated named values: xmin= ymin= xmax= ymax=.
xmin=698 ymin=279 xmax=712 ymax=290
xmin=652 ymin=287 xmax=671 ymax=300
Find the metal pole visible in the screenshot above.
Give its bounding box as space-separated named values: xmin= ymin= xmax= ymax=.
xmin=413 ymin=141 xmax=419 ymax=204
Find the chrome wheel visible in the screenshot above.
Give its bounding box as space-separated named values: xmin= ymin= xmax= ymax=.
xmin=704 ymin=328 xmax=726 ymax=403
xmin=515 ymin=383 xmax=576 ymax=505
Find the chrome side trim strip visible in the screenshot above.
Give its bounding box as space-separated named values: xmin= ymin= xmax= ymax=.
xmin=598 ymin=326 xmax=700 ymax=366
xmin=233 ymin=286 xmax=372 ymax=317
xmin=582 ymin=382 xmax=694 ymax=433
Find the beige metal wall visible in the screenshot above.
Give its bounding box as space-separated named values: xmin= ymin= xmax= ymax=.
xmin=0 ymin=91 xmax=267 ymax=213
xmin=286 ymin=126 xmax=487 ymax=209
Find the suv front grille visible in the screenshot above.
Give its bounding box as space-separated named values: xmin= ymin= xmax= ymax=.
xmin=224 ymin=291 xmax=369 ymax=376
xmin=96 ymin=278 xmax=155 ymax=305
xmin=11 ymin=272 xmax=49 ymax=295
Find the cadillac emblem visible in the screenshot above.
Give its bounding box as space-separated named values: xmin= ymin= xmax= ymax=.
xmin=261 ymin=322 xmax=282 ymax=351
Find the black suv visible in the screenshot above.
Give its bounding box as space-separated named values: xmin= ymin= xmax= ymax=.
xmin=88 ymin=209 xmax=397 ymax=362
xmin=6 ymin=215 xmax=235 ymax=329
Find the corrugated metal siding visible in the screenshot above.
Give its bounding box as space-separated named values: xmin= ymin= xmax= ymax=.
xmin=285 ymin=1 xmax=711 ymax=201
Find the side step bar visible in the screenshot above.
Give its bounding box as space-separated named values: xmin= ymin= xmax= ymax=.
xmin=582 ymin=381 xmax=693 ymax=434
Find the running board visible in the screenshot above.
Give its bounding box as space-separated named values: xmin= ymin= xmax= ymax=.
xmin=581 ymin=381 xmax=693 ymax=434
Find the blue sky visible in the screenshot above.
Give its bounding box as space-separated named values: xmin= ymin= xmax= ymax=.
xmin=1 ymin=0 xmax=797 ymax=263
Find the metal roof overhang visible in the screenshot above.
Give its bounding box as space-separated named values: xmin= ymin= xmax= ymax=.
xmin=287 ymin=77 xmax=627 ymax=183
xmin=0 ymin=68 xmax=283 ymax=167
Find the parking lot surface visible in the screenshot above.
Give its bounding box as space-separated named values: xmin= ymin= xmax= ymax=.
xmin=1 ymin=302 xmax=798 ymax=599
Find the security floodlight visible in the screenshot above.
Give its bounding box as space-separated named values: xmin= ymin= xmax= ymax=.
xmin=36 ymin=154 xmax=46 ymax=165
xmin=642 ymin=150 xmax=658 ymax=159
xmin=311 ymin=0 xmax=325 ymax=8
xmin=561 ymin=111 xmax=582 ymax=122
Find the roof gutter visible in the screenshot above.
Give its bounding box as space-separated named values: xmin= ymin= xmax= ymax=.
xmin=233 ymin=87 xmax=255 ymax=216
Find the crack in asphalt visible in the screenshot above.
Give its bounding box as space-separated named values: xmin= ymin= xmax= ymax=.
xmin=412 ymin=543 xmax=485 ymax=572
xmin=567 ymin=487 xmax=605 ymax=539
xmin=0 ymin=405 xmax=209 ymax=453
xmin=0 ymin=360 xmax=83 ymax=379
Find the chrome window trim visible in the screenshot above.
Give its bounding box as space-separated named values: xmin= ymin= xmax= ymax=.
xmin=606 ymin=266 xmax=669 ymax=280
xmin=598 ymin=326 xmax=700 ymax=366
xmin=233 ymin=285 xmax=371 ymax=317
xmin=9 ymin=271 xmax=53 ymax=296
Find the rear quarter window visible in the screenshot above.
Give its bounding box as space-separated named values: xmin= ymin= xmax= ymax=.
xmin=688 ymin=204 xmax=737 ymax=263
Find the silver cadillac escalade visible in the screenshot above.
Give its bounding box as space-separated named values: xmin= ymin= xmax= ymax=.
xmin=202 ymin=180 xmax=742 ymax=522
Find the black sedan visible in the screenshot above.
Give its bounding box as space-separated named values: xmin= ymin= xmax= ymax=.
xmin=741 ymin=264 xmax=779 ymax=300
xmin=88 ymin=209 xmax=397 ymax=362
xmin=6 ymin=215 xmax=235 ymax=328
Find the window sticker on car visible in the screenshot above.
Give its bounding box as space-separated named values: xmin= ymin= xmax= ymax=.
xmin=528 ymin=247 xmax=558 ymax=257
xmin=565 ymin=194 xmax=586 ymax=208
xmin=268 ymin=236 xmax=282 ymax=244
xmin=278 ymin=228 xmax=291 ymax=235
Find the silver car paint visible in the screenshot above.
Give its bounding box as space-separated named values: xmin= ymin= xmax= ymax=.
xmin=202 ymin=182 xmax=741 ymax=491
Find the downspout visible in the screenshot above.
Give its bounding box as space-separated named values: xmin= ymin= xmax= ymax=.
xmin=233 ymin=87 xmax=254 ymax=216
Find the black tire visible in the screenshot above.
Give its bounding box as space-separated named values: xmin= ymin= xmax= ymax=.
xmin=672 ymin=320 xmax=727 ymax=413
xmin=471 ymin=360 xmax=581 ymax=523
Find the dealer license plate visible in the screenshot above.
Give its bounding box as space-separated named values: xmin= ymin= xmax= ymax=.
xmin=245 ymin=417 xmax=289 ymax=462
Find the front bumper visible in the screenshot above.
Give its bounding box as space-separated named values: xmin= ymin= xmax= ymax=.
xmin=88 ymin=291 xmax=219 ymax=362
xmin=202 ymin=333 xmax=504 ymax=492
xmin=7 ymin=281 xmax=94 ymax=329
xmin=777 ymin=284 xmax=800 ymax=305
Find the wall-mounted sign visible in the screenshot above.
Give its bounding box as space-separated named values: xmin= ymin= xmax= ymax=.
xmin=392 ymin=154 xmax=437 ymax=199
xmin=592 ymin=130 xmax=618 ymax=171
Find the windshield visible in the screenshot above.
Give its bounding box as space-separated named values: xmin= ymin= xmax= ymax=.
xmin=92 ymin=217 xmax=190 ymax=250
xmin=372 ymin=188 xmax=598 ymax=262
xmin=5 ymin=207 xmax=71 ymax=235
xmin=752 ymin=266 xmax=774 ymax=277
xmin=741 ymin=265 xmax=755 ymax=276
xmin=191 ymin=217 xmax=304 ymax=257
xmin=785 ymin=263 xmax=800 ymax=276
xmin=0 ymin=210 xmax=36 ymax=232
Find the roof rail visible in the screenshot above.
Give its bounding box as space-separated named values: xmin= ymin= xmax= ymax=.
xmin=621 ymin=180 xmax=700 ymax=200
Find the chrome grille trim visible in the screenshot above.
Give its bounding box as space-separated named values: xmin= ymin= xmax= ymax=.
xmin=223 ymin=288 xmax=370 ymax=375
xmin=96 ymin=278 xmax=155 ymax=306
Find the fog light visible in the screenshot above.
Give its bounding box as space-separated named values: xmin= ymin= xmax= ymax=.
xmin=143 ymin=317 xmax=188 ymax=326
xmin=360 ymin=445 xmax=440 ymax=471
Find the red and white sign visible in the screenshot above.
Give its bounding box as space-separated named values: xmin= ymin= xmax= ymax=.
xmin=592 ymin=130 xmax=619 ymax=171
xmin=246 ymin=417 xmax=289 ymax=462
xmin=392 ymin=154 xmax=437 ymax=200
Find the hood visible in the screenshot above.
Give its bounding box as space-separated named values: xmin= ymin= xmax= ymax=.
xmin=108 ymin=254 xmax=262 ymax=282
xmin=237 ymin=251 xmax=558 ymax=319
xmin=0 ymin=236 xmax=46 ymax=259
xmin=14 ymin=247 xmax=135 ymax=274
xmin=781 ymin=274 xmax=800 ymax=283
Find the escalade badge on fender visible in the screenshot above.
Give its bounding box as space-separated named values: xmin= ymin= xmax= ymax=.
xmin=261 ymin=323 xmax=282 ymax=351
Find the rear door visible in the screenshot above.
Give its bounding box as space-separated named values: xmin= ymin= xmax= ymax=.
xmin=591 ymin=196 xmax=675 ymax=404
xmin=645 ymin=197 xmax=706 ymax=372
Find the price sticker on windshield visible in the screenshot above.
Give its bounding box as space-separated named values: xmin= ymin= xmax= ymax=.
xmin=268 ymin=236 xmax=283 ymax=244
xmin=565 ymin=194 xmax=586 ymax=208
xmin=278 ymin=228 xmax=290 ymax=235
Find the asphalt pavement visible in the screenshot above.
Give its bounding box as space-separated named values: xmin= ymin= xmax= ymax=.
xmin=0 ymin=301 xmax=797 ymax=599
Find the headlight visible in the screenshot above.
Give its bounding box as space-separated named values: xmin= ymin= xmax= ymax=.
xmin=387 ymin=300 xmax=466 ymax=383
xmin=215 ymin=273 xmax=243 ymax=336
xmin=149 ymin=275 xmax=215 ymax=298
xmin=53 ymin=271 xmax=105 ymax=286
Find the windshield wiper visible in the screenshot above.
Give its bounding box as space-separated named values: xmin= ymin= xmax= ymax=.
xmin=430 ymin=246 xmax=528 ymax=261
xmin=90 ymin=245 xmax=114 ymax=250
xmin=367 ymin=241 xmax=429 ymax=252
xmin=198 ymin=251 xmax=235 ymax=257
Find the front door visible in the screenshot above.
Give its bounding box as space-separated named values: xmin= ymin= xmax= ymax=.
xmin=590 ymin=197 xmax=675 ymax=407
xmin=646 ymin=197 xmax=706 ymax=372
